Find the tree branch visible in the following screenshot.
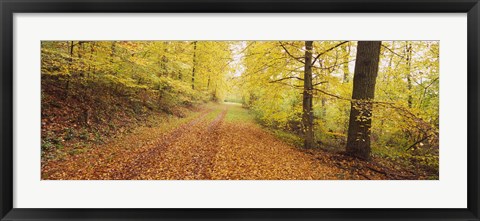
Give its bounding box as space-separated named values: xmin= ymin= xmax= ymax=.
xmin=269 ymin=76 xmax=304 ymax=83
xmin=381 ymin=44 xmax=405 ymax=59
xmin=313 ymin=81 xmax=328 ymax=86
xmin=405 ymin=134 xmax=433 ymax=151
xmin=278 ymin=42 xmax=305 ymax=64
xmin=313 ymin=59 xmax=356 ymax=70
xmin=311 ymin=41 xmax=349 ymax=65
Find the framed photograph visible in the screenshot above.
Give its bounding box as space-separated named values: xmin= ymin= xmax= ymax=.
xmin=1 ymin=0 xmax=479 ymax=220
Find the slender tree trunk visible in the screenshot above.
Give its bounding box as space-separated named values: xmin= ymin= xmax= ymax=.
xmin=110 ymin=41 xmax=116 ymax=75
xmin=303 ymin=41 xmax=314 ymax=149
xmin=191 ymin=41 xmax=197 ymax=90
xmin=66 ymin=41 xmax=75 ymax=93
xmin=346 ymin=41 xmax=381 ymax=160
xmin=321 ymin=97 xmax=327 ymax=118
xmin=162 ymin=42 xmax=168 ymax=77
xmin=342 ymin=43 xmax=351 ymax=133
xmin=69 ymin=41 xmax=74 ymax=56
xmin=213 ymin=88 xmax=217 ymax=101
xmin=207 ymin=75 xmax=210 ymax=90
xmin=406 ymin=42 xmax=413 ymax=108
xmin=78 ymin=42 xmax=85 ymax=77
xmin=87 ymin=42 xmax=96 ymax=78
xmin=110 ymin=42 xmax=116 ymax=62
xmin=342 ymin=43 xmax=350 ymax=83
xmin=77 ymin=41 xmax=85 ymax=58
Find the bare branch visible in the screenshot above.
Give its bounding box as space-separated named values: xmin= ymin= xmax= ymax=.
xmin=238 ymin=41 xmax=255 ymax=55
xmin=312 ymin=41 xmax=349 ymax=65
xmin=313 ymin=59 xmax=355 ymax=71
xmin=312 ymin=88 xmax=350 ymax=101
xmin=405 ymin=134 xmax=433 ymax=151
xmin=278 ymin=42 xmax=305 ymax=64
xmin=269 ymin=76 xmax=304 ymax=83
xmin=381 ymin=44 xmax=405 ymax=59
xmin=312 ymin=81 xmax=328 ymax=86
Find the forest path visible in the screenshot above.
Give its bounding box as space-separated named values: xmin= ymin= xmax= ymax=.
xmin=42 ymin=103 xmax=345 ymax=180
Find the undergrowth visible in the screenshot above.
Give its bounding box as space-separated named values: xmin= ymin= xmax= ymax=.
xmin=41 ymin=76 xmax=209 ymax=161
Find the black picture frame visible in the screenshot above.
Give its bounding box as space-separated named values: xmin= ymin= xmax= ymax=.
xmin=1 ymin=0 xmax=479 ymax=220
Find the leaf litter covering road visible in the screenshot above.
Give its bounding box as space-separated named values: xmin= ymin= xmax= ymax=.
xmin=42 ymin=104 xmax=373 ymax=180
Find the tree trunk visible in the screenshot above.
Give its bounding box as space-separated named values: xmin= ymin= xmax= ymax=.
xmin=303 ymin=41 xmax=314 ymax=149
xmin=110 ymin=41 xmax=116 ymax=75
xmin=162 ymin=42 xmax=168 ymax=77
xmin=87 ymin=42 xmax=96 ymax=78
xmin=342 ymin=43 xmax=350 ymax=83
xmin=110 ymin=41 xmax=116 ymax=62
xmin=406 ymin=42 xmax=413 ymax=108
xmin=346 ymin=41 xmax=381 ymax=160
xmin=321 ymin=97 xmax=327 ymax=118
xmin=207 ymin=75 xmax=210 ymax=90
xmin=69 ymin=41 xmax=74 ymax=56
xmin=191 ymin=41 xmax=197 ymax=90
xmin=66 ymin=41 xmax=75 ymax=93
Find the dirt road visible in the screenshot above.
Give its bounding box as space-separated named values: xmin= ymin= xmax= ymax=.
xmin=41 ymin=103 xmax=345 ymax=180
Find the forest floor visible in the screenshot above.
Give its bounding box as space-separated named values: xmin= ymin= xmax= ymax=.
xmin=42 ymin=103 xmax=421 ymax=180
